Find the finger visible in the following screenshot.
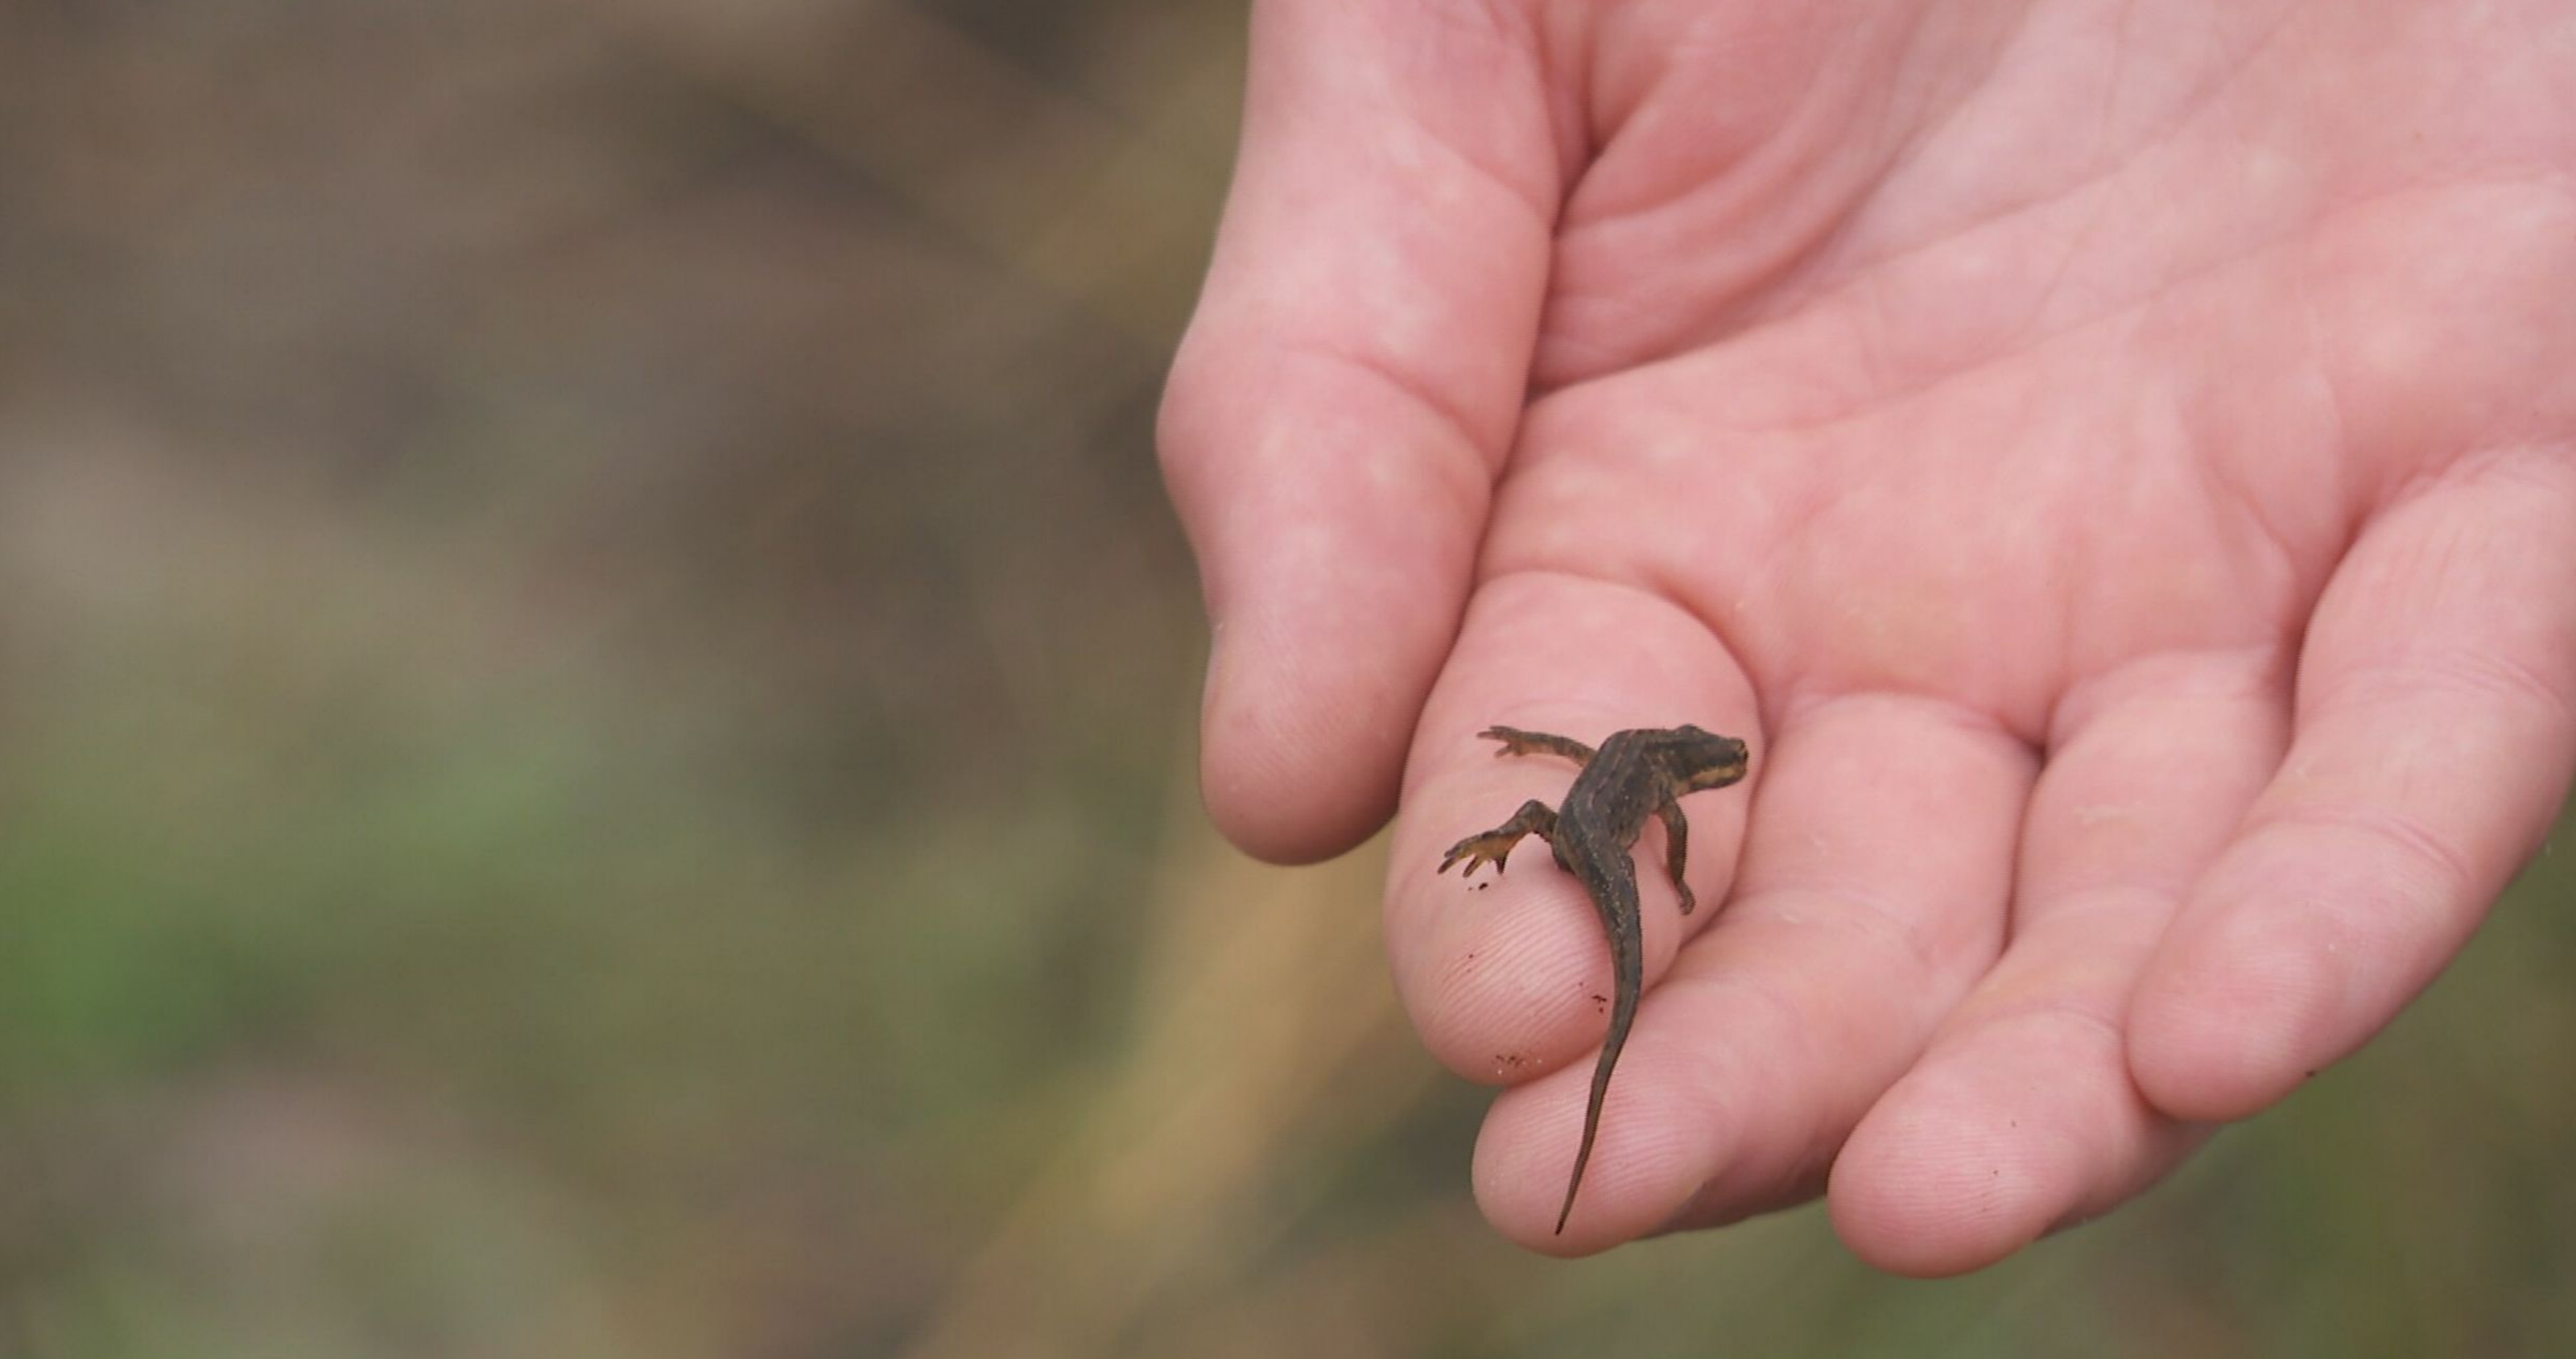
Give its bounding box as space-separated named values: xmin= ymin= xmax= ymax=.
xmin=1396 ymin=594 xmax=2033 ymax=1244
xmin=1830 ymin=648 xmax=2288 ymax=1275
xmin=1550 ymin=692 xmax=2029 ymax=1247
xmin=2131 ymin=452 xmax=2576 ymax=1121
xmin=1158 ymin=0 xmax=1564 ymax=862
xmin=1389 ymin=572 xmax=1759 ymax=1093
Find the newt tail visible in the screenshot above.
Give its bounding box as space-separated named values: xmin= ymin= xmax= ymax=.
xmin=1557 ymin=849 xmax=1643 ymax=1234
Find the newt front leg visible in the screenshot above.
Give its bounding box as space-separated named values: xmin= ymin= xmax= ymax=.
xmin=1477 ymin=725 xmax=1596 ymax=765
xmin=1439 ymin=800 xmax=1558 ymax=878
xmin=1653 ymin=800 xmax=1695 ymax=915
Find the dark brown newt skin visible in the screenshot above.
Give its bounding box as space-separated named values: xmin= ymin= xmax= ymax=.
xmin=1438 ymin=724 xmax=1752 ymax=1235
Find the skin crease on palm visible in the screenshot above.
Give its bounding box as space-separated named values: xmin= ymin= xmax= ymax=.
xmin=1156 ymin=0 xmax=2576 ymax=1272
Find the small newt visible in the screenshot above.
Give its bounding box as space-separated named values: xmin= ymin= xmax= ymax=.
xmin=1439 ymin=724 xmax=1752 ymax=1234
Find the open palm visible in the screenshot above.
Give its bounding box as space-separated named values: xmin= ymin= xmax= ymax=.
xmin=1159 ymin=0 xmax=2576 ymax=1270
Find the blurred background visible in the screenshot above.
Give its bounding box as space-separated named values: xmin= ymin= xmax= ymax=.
xmin=2 ymin=2 xmax=2570 ymax=1355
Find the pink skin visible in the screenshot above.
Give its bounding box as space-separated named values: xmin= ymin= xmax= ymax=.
xmin=1158 ymin=0 xmax=2576 ymax=1270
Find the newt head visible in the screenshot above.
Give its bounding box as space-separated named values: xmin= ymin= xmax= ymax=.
xmin=1666 ymin=724 xmax=1751 ymax=791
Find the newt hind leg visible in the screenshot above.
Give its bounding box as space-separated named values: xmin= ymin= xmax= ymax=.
xmin=1439 ymin=800 xmax=1557 ymax=878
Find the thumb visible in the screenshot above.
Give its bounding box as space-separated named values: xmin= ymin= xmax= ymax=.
xmin=1159 ymin=0 xmax=1563 ymax=861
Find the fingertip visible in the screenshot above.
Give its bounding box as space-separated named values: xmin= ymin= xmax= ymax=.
xmin=1829 ymin=1082 xmax=2058 ymax=1278
xmin=1468 ymin=1103 xmax=1596 ymax=1256
xmin=1183 ymin=476 xmax=1487 ymax=861
xmin=1196 ymin=634 xmax=1406 ymax=862
xmin=2127 ymin=918 xmax=2334 ymax=1122
xmin=1199 ymin=762 xmax=1394 ymax=865
xmin=1463 ymin=1014 xmax=1725 ymax=1254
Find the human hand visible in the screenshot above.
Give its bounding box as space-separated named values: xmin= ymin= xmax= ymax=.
xmin=1157 ymin=0 xmax=2576 ymax=1270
